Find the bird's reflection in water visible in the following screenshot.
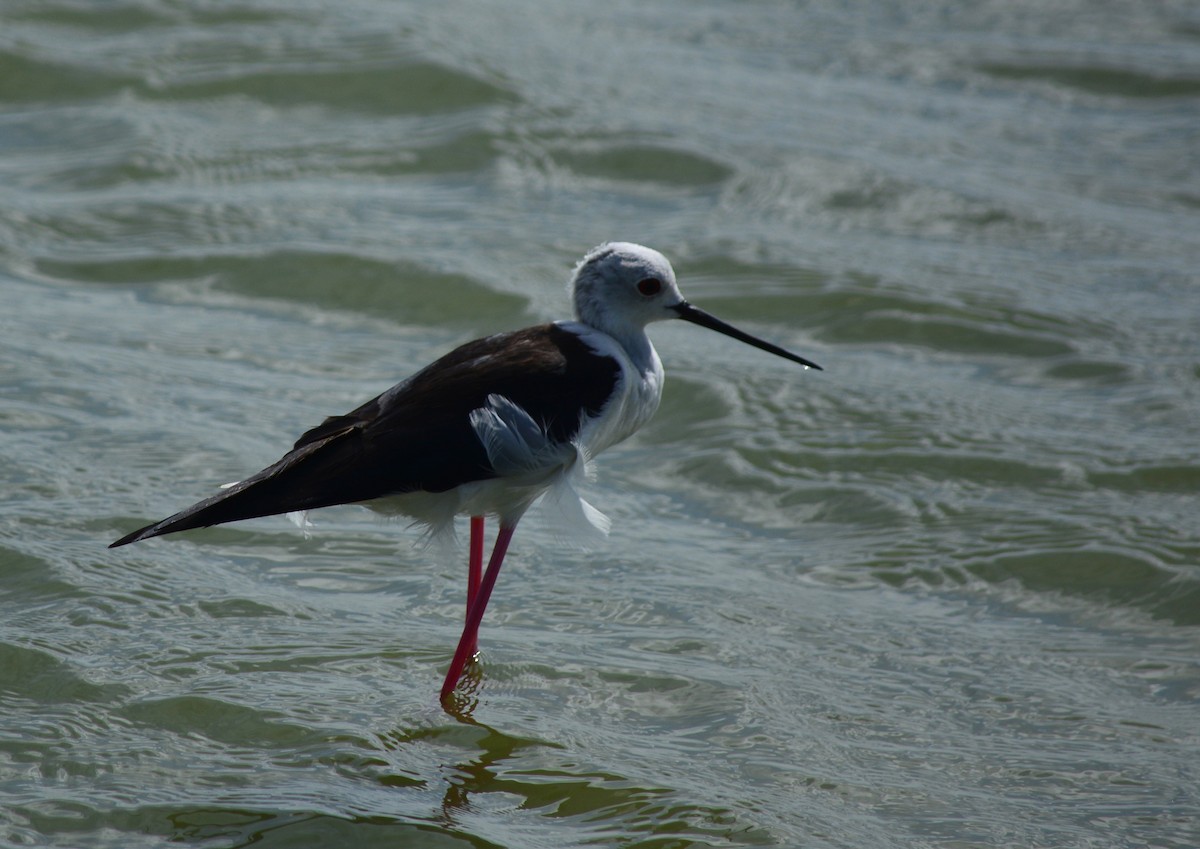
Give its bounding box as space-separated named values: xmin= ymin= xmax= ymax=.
xmin=377 ymin=665 xmax=557 ymax=824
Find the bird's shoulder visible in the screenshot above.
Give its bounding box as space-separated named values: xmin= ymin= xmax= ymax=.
xmin=293 ymin=323 xmax=622 ymax=450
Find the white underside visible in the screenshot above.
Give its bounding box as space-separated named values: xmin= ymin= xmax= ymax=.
xmin=364 ymin=449 xmax=608 ymax=543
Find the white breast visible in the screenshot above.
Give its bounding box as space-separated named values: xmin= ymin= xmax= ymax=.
xmin=556 ymin=321 xmax=665 ymax=460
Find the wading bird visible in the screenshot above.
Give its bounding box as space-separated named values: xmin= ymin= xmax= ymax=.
xmin=110 ymin=242 xmax=821 ymax=703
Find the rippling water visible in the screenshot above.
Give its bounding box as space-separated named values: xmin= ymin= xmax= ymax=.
xmin=2 ymin=1 xmax=1198 ymax=847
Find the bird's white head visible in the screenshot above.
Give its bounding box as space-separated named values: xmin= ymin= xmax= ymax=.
xmin=568 ymin=241 xmax=824 ymax=373
xmin=569 ymin=242 xmax=685 ymax=339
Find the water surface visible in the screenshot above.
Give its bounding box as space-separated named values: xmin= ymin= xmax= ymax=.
xmin=2 ymin=1 xmax=1198 ymax=847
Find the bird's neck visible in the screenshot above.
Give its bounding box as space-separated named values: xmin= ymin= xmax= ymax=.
xmin=594 ymin=323 xmax=657 ymax=377
xmin=617 ymin=327 xmax=657 ymax=375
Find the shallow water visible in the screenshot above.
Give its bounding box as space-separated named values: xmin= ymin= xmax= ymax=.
xmin=2 ymin=1 xmax=1198 ymax=847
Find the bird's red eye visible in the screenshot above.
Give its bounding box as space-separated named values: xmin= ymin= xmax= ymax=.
xmin=637 ymin=277 xmax=662 ymax=296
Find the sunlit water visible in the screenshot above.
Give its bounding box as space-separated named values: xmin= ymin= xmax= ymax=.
xmin=2 ymin=1 xmax=1198 ymax=847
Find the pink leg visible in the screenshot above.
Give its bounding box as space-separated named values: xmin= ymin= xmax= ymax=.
xmin=466 ymin=515 xmax=485 ymax=655
xmin=467 ymin=516 xmax=484 ymax=610
xmin=440 ymin=522 xmax=517 ymax=702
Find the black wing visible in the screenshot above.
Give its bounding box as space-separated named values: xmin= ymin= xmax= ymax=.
xmin=110 ymin=324 xmax=620 ymax=547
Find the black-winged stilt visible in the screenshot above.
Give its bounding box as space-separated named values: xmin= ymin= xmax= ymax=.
xmin=110 ymin=242 xmax=821 ymax=703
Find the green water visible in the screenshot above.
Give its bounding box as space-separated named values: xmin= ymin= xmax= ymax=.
xmin=2 ymin=1 xmax=1198 ymax=847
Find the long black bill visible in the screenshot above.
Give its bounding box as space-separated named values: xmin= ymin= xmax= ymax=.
xmin=671 ymin=302 xmax=822 ymax=370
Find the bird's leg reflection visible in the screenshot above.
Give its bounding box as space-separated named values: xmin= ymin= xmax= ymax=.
xmin=377 ymin=712 xmax=544 ymax=823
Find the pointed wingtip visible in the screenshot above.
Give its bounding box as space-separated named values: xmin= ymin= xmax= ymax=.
xmin=108 ymin=532 xmax=141 ymax=549
xmin=109 ymin=523 xmax=160 ymax=548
